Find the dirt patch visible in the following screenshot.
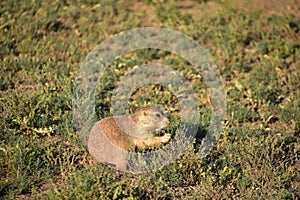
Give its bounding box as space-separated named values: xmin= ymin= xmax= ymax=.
xmin=129 ymin=1 xmax=160 ymax=26
xmin=131 ymin=0 xmax=300 ymax=22
xmin=178 ymin=0 xmax=300 ymax=18
xmin=179 ymin=1 xmax=223 ymax=19
xmin=182 ymin=0 xmax=300 ymax=17
xmin=233 ymin=0 xmax=300 ymax=17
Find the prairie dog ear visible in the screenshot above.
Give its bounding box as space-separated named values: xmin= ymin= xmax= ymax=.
xmin=142 ymin=110 xmax=149 ymax=116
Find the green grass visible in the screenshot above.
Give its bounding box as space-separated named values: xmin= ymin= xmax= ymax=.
xmin=1 ymin=0 xmax=299 ymax=199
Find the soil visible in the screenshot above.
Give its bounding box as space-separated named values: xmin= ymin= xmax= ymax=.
xmin=130 ymin=0 xmax=300 ymax=24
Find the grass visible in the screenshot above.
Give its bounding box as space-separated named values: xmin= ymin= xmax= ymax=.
xmin=1 ymin=0 xmax=299 ymax=199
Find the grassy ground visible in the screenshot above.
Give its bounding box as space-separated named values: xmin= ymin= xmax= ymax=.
xmin=1 ymin=0 xmax=299 ymax=199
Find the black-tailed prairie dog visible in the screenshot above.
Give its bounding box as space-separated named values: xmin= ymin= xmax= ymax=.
xmin=88 ymin=107 xmax=171 ymax=171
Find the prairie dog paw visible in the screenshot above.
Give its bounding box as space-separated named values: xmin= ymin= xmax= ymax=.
xmin=161 ymin=134 xmax=171 ymax=143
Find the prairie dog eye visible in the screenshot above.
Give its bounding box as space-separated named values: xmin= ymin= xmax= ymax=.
xmin=155 ymin=113 xmax=162 ymax=118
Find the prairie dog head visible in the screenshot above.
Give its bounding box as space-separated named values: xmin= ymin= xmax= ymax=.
xmin=132 ymin=106 xmax=170 ymax=131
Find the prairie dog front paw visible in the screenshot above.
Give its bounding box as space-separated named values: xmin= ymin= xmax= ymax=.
xmin=161 ymin=134 xmax=171 ymax=143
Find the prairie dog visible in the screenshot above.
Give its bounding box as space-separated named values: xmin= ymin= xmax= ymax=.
xmin=88 ymin=107 xmax=171 ymax=171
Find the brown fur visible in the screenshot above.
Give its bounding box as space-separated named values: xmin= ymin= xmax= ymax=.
xmin=88 ymin=107 xmax=171 ymax=171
